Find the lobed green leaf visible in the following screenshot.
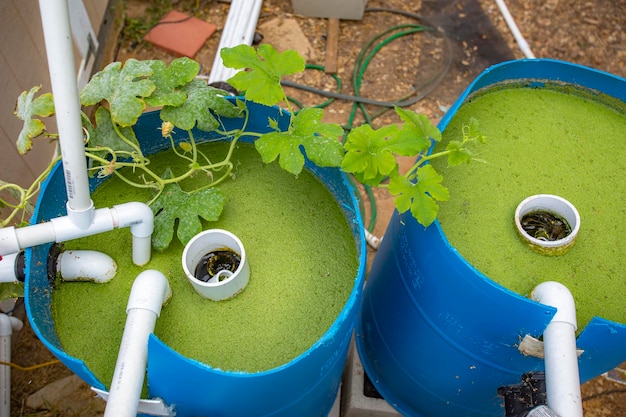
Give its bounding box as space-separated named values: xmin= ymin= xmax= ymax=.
xmin=144 ymin=58 xmax=200 ymax=108
xmin=447 ymin=117 xmax=487 ymax=166
xmin=255 ymin=108 xmax=344 ymax=175
xmin=388 ymin=164 xmax=449 ymax=227
xmin=151 ymin=183 xmax=225 ymax=251
xmin=80 ymin=59 xmax=155 ymax=127
xmin=160 ymin=79 xmax=242 ymax=131
xmin=341 ymin=124 xmax=399 ymax=185
xmin=221 ymin=44 xmax=305 ymax=107
xmin=446 ymin=140 xmax=473 ymax=166
xmin=14 ymin=86 xmax=55 ymax=154
xmin=86 ymin=107 xmax=139 ymax=159
xmin=465 ymin=117 xmax=487 ymax=144
xmin=396 ymin=107 xmax=441 ymax=138
xmin=391 ymin=107 xmax=440 ymax=155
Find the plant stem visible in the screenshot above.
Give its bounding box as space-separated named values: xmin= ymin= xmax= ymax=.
xmin=0 ymin=155 xmax=62 ymax=227
xmin=112 ymin=170 xmax=160 ymax=190
xmin=402 ymin=149 xmax=450 ymax=180
xmin=168 ymin=135 xmax=195 ymax=164
xmin=112 ymin=123 xmax=143 ymax=155
xmin=419 ymin=149 xmax=451 ymax=164
xmin=194 ymin=162 xmax=233 ymax=191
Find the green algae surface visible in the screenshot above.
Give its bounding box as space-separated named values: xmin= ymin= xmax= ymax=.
xmin=431 ymin=84 xmax=626 ymax=330
xmin=52 ymin=142 xmax=359 ymax=386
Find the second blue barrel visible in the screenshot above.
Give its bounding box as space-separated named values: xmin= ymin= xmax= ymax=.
xmin=356 ymin=59 xmax=626 ymax=417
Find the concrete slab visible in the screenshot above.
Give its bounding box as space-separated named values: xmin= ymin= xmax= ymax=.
xmin=26 ymin=374 xmax=106 ymax=416
xmin=330 ymin=387 xmax=341 ymax=417
xmin=341 ymin=338 xmax=402 ymax=417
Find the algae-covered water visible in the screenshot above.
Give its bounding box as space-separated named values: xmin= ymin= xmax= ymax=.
xmin=53 ymin=142 xmax=358 ymax=386
xmin=432 ymin=83 xmax=626 ymax=330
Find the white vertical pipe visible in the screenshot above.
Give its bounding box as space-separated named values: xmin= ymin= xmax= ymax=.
xmin=209 ymin=0 xmax=243 ymax=83
xmin=208 ymin=0 xmax=264 ymax=84
xmin=111 ymin=202 xmax=154 ymax=266
xmin=104 ymin=270 xmax=171 ymax=417
xmin=0 ymin=314 xmax=23 ymax=417
xmin=494 ymin=0 xmax=535 ymax=59
xmin=242 ymin=0 xmax=264 ymax=47
xmin=531 ymin=281 xmax=583 ymax=417
xmin=222 ymin=0 xmax=245 ymax=47
xmin=38 ymin=0 xmax=94 ymax=230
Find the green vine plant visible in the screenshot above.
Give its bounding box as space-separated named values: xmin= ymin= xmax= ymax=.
xmin=3 ymin=43 xmax=486 ymax=257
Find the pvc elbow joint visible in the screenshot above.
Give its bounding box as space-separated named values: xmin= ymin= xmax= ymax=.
xmin=112 ymin=202 xmax=154 ymax=266
xmin=0 ymin=227 xmax=20 ymax=257
xmin=531 ymin=281 xmax=582 ymax=417
xmin=56 ymin=250 xmax=117 ymax=283
xmin=126 ymin=270 xmax=171 ymax=317
xmin=0 ymin=252 xmax=25 ymax=283
xmin=531 ymin=281 xmax=577 ymax=330
xmin=112 ymin=202 xmax=154 ymax=238
xmin=0 ymin=314 xmax=23 ymax=337
xmin=1 ymin=202 xmax=153 ymax=267
xmin=66 ymin=200 xmax=95 ymax=231
xmin=103 ymin=270 xmax=171 ymax=417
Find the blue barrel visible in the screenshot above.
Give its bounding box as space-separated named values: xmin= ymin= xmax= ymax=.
xmin=356 ymin=59 xmax=626 ymax=417
xmin=25 ymin=101 xmax=366 ymax=416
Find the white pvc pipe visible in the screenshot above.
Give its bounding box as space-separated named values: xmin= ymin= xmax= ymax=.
xmin=240 ymin=0 xmax=264 ymax=50
xmin=39 ymin=0 xmax=94 ymax=230
xmin=209 ymin=0 xmax=242 ymax=83
xmin=0 ymin=249 xmax=117 ymax=284
xmin=1 ymin=249 xmax=118 ymax=284
xmin=0 ymin=228 xmax=22 ymax=257
xmin=92 ymin=387 xmax=173 ymax=417
xmin=111 ymin=202 xmax=154 ymax=266
xmin=104 ymin=270 xmax=171 ymax=417
xmin=0 ymin=202 xmax=153 ymax=266
xmin=0 ymin=253 xmax=20 ymax=284
xmin=221 ymin=0 xmax=245 ymax=47
xmin=494 ymin=0 xmax=536 ymax=59
xmin=0 ymin=314 xmax=23 ymax=417
xmin=531 ymin=281 xmax=583 ymax=417
xmin=1 ymin=2 xmax=157 ymax=277
xmin=56 ymin=250 xmax=117 ymax=283
xmin=364 ymin=228 xmax=382 ymax=250
xmin=208 ymin=0 xmax=264 ymax=84
xmin=182 ymin=229 xmax=250 ymax=300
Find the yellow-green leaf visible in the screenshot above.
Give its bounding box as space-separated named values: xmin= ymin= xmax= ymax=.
xmin=14 ymin=86 xmax=55 ymax=154
xmin=221 ymin=44 xmax=305 ymax=107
